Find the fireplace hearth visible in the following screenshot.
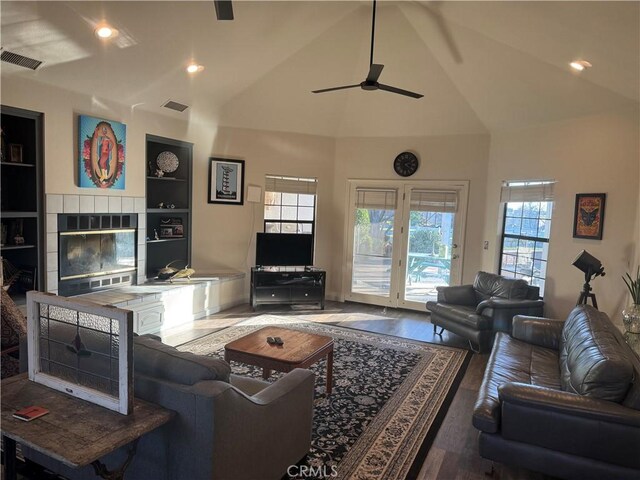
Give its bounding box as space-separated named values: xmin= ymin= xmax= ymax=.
xmin=58 ymin=214 xmax=138 ymax=296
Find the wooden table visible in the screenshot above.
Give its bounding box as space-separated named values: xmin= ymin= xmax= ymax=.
xmin=224 ymin=326 xmax=334 ymax=394
xmin=1 ymin=374 xmax=173 ymax=480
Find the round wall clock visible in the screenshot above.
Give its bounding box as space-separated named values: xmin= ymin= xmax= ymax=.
xmin=393 ymin=151 xmax=419 ymax=177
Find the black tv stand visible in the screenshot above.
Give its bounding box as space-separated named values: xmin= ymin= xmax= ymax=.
xmin=250 ymin=267 xmax=326 ymax=310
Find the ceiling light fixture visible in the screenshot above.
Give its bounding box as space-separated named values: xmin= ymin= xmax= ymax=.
xmin=95 ymin=24 xmax=118 ymax=39
xmin=570 ymin=60 xmax=592 ymax=72
xmin=186 ymin=63 xmax=204 ymax=74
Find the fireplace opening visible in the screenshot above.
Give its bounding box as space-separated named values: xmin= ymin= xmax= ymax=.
xmin=58 ymin=214 xmax=137 ymax=296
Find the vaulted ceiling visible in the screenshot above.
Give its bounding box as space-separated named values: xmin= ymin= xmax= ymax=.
xmin=2 ymin=1 xmax=638 ymax=137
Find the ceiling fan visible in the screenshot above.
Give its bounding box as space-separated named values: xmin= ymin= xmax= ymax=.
xmin=312 ymin=0 xmax=423 ymax=99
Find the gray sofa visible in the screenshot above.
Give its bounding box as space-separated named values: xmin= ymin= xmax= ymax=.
xmin=21 ymin=334 xmax=316 ymax=480
xmin=474 ymin=305 xmax=640 ymax=479
xmin=426 ymin=271 xmax=544 ymax=352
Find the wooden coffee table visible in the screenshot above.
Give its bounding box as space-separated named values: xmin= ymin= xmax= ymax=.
xmin=224 ymin=326 xmax=334 ymax=394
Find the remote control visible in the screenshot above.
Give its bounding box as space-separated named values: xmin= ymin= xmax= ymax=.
xmin=267 ymin=337 xmax=276 ymax=345
xmin=274 ymin=337 xmax=284 ymax=346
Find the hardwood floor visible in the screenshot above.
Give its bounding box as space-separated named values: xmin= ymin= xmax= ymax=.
xmin=162 ymin=300 xmax=551 ymax=480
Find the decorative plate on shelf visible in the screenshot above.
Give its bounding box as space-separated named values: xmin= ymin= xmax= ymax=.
xmin=156 ymin=151 xmax=179 ymax=173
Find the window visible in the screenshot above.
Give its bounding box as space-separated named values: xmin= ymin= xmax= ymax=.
xmin=499 ymin=180 xmax=555 ymax=295
xmin=264 ymin=175 xmax=317 ymax=235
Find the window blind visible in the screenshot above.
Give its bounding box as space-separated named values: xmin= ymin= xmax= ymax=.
xmin=265 ymin=175 xmax=317 ymax=195
xmin=500 ymin=180 xmax=555 ymax=203
xmin=410 ymin=190 xmax=458 ymax=213
xmin=355 ymin=188 xmax=397 ymax=210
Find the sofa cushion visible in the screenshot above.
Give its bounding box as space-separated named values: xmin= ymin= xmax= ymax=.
xmin=134 ymin=335 xmax=231 ymax=385
xmin=427 ymin=303 xmax=492 ymax=330
xmin=473 ymin=271 xmax=529 ymax=301
xmin=559 ymin=306 xmax=633 ymax=403
xmin=473 ymin=332 xmax=561 ymax=433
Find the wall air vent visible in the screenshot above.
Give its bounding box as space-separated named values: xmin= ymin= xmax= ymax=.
xmin=162 ymin=100 xmax=189 ymax=112
xmin=1 ymin=50 xmax=43 ymax=70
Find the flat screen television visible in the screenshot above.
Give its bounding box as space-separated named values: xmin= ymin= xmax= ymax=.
xmin=256 ymin=233 xmax=314 ymax=266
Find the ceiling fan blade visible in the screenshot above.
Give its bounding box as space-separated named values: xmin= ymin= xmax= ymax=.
xmin=378 ymin=83 xmax=424 ymax=99
xmin=366 ymin=64 xmax=384 ymax=83
xmin=214 ymin=0 xmax=234 ymax=20
xmin=312 ymin=84 xmax=361 ymax=94
xmin=418 ymin=1 xmax=462 ymax=63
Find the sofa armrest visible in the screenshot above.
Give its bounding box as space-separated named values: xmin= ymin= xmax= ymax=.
xmin=251 ymin=368 xmax=315 ymax=404
xmin=511 ymin=315 xmax=564 ymax=350
xmin=497 ymin=382 xmax=640 ymax=469
xmin=476 ymin=298 xmax=545 ymax=315
xmin=435 ymin=284 xmax=477 ymax=306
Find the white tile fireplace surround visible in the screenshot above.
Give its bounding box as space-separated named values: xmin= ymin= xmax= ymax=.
xmin=45 ymin=194 xmax=146 ymax=294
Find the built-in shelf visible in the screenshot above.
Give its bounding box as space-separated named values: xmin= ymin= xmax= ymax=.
xmin=146 ymin=134 xmax=192 ymax=279
xmin=1 ymin=211 xmax=38 ymax=218
xmin=147 ymin=208 xmax=189 ymax=214
xmin=1 ymin=105 xmax=45 ymax=298
xmin=1 ymin=244 xmax=36 ymax=251
xmin=147 ymin=238 xmax=186 ymax=244
xmin=1 ymin=161 xmax=35 ymax=168
xmin=146 ymin=176 xmax=187 ymax=182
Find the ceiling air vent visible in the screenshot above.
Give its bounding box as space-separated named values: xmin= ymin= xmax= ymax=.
xmin=162 ymin=100 xmax=189 ymax=113
xmin=1 ymin=50 xmax=43 ymax=70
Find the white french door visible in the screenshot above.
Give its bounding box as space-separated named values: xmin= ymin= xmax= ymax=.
xmin=344 ymin=180 xmax=468 ymax=310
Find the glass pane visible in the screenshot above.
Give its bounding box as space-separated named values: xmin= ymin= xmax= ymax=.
xmin=298 ymin=194 xmax=315 ymax=207
xmin=505 ymin=202 xmax=523 ymax=217
xmin=264 ymin=205 xmax=281 ymax=220
xmin=281 ymin=193 xmax=298 ymax=206
xmin=281 ymin=223 xmax=298 ymax=234
xmin=351 ymin=208 xmax=394 ymax=297
xmin=539 ymin=201 xmax=553 ymax=219
xmin=264 ymin=192 xmax=281 ymax=205
xmin=538 ymin=219 xmax=551 ymax=239
xmin=504 ymin=217 xmax=522 ymax=236
xmin=298 ymin=224 xmax=313 ymax=234
xmin=501 ymin=254 xmax=517 ymax=271
xmin=265 ymin=222 xmax=281 ymax=233
xmin=281 ymin=206 xmax=297 ymax=220
xmin=298 ymin=207 xmax=314 ymax=221
xmin=404 ymin=208 xmax=455 ymax=303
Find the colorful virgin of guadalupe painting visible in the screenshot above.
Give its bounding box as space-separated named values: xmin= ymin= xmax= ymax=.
xmin=79 ymin=115 xmax=126 ymax=189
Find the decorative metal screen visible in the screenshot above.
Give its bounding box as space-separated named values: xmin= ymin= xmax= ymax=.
xmin=27 ymin=291 xmax=133 ymax=414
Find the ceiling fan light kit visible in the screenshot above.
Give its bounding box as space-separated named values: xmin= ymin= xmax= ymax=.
xmin=312 ymin=0 xmax=424 ymax=99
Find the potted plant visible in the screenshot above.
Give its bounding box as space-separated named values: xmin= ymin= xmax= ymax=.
xmin=622 ymin=267 xmax=640 ymax=337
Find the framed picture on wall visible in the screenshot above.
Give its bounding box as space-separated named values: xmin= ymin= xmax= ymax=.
xmin=78 ymin=115 xmax=126 ymax=190
xmin=208 ymin=158 xmax=245 ymax=205
xmin=573 ymin=193 xmax=606 ymax=240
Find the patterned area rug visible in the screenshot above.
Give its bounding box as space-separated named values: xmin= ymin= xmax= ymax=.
xmin=178 ymin=315 xmax=470 ymax=480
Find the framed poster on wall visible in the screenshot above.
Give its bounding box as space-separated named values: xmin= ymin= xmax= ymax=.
xmin=573 ymin=193 xmax=606 ymax=240
xmin=208 ymin=158 xmax=245 ymax=205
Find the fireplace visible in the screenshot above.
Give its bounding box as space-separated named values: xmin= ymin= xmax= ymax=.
xmin=58 ymin=214 xmax=138 ymax=296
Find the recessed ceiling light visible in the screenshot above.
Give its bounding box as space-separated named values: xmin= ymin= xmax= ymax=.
xmin=186 ymin=63 xmax=204 ymax=74
xmin=95 ymin=24 xmax=118 ymax=39
xmin=570 ymin=60 xmax=592 ymax=72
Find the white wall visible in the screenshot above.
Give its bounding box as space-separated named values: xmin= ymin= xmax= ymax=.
xmin=482 ymin=108 xmax=640 ymax=324
xmin=331 ymin=134 xmax=491 ymax=298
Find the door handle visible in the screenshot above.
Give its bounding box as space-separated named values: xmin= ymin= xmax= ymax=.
xmin=452 ymin=244 xmax=458 ymax=249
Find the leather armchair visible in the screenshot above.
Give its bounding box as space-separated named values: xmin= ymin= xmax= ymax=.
xmin=426 ymin=271 xmax=544 ymax=352
xmin=474 ymin=306 xmax=640 ymax=479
